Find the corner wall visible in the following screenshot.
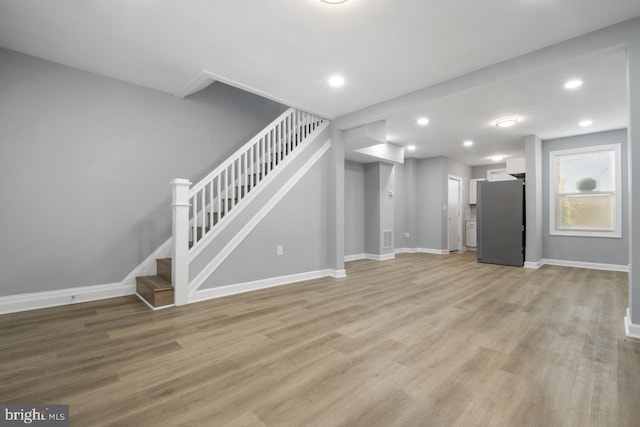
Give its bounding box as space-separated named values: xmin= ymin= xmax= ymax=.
xmin=0 ymin=48 xmax=287 ymax=297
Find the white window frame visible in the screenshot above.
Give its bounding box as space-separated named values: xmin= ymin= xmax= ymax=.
xmin=549 ymin=143 xmax=622 ymax=238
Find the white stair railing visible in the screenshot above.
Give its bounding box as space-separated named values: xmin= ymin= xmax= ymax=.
xmin=170 ymin=108 xmax=326 ymax=305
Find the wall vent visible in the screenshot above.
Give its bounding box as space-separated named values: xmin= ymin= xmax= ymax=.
xmin=382 ymin=230 xmax=393 ymax=249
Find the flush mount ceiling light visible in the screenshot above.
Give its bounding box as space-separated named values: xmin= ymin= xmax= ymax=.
xmin=495 ymin=118 xmax=518 ymax=128
xmin=321 ymin=0 xmax=349 ymax=3
xmin=564 ymin=79 xmax=583 ymax=90
xmin=416 ymin=117 xmax=429 ymax=126
xmin=490 ymin=155 xmax=505 ymax=162
xmin=463 ymin=140 xmax=474 ymax=147
xmin=328 ymin=75 xmax=345 ymax=87
xmin=406 ymin=145 xmax=416 ymax=151
xmin=579 ymin=119 xmax=593 ymax=127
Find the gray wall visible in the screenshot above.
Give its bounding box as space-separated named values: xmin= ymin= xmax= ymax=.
xmin=394 ymin=163 xmax=405 ymax=249
xmin=0 ymin=48 xmax=287 ymax=296
xmin=344 ymin=161 xmax=365 ymax=256
xmin=403 ymin=159 xmax=419 ymax=249
xmin=363 ymin=162 xmax=395 ymax=256
xmin=417 ymin=157 xmax=445 ymax=250
xmin=542 ymin=129 xmax=628 ymax=265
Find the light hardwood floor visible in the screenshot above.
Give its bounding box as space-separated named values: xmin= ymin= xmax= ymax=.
xmin=1 ymin=252 xmax=639 ymax=426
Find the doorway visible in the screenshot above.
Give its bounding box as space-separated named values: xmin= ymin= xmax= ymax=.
xmin=448 ymin=176 xmax=462 ymax=252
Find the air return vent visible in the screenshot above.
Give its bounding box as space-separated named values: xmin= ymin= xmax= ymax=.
xmin=382 ymin=230 xmax=393 ymax=249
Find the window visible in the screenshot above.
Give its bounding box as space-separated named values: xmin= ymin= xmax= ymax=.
xmin=549 ymin=144 xmax=621 ymax=238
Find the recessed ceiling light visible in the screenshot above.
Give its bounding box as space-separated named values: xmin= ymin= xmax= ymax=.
xmin=416 ymin=118 xmax=429 ymax=126
xmin=328 ymin=75 xmax=345 ymax=87
xmin=406 ymin=145 xmax=416 ymax=151
xmin=564 ymin=79 xmax=583 ymax=90
xmin=321 ymin=0 xmax=349 ymax=3
xmin=463 ymin=140 xmax=474 ymax=147
xmin=490 ymin=155 xmax=505 ymax=162
xmin=496 ymin=118 xmax=518 ymax=128
xmin=579 ymin=119 xmax=593 ymax=127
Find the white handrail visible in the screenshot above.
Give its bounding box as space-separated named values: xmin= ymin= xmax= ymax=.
xmin=190 ymin=108 xmax=294 ymax=196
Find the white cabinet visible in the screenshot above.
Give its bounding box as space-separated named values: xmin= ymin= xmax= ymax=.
xmin=469 ymin=178 xmax=485 ymax=204
xmin=466 ymin=220 xmax=477 ymax=247
xmin=506 ymin=157 xmax=526 ymax=175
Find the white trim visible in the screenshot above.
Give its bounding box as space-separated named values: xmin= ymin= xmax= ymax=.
xmin=417 ymin=248 xmax=449 ymax=255
xmin=135 ymin=293 xmax=174 ymax=311
xmin=175 ymin=70 xmax=334 ymax=120
xmin=329 ymin=269 xmax=347 ymax=278
xmin=189 ymin=139 xmax=332 ymax=295
xmin=364 ymin=253 xmax=396 ymax=261
xmin=524 ymin=260 xmax=543 ymax=269
xmin=541 ymin=258 xmax=628 ymax=272
xmin=549 ymin=143 xmax=622 ymax=238
xmin=394 ymin=248 xmax=418 ymax=254
xmin=0 ymin=282 xmax=135 ymax=315
xmin=190 ymin=269 xmax=334 ymax=303
xmin=189 ymin=119 xmax=330 ymax=259
xmin=625 ymin=308 xmax=640 ymax=339
xmin=344 ymin=253 xmax=366 ymax=262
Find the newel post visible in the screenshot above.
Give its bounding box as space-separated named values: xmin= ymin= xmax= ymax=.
xmin=171 ymin=178 xmax=192 ymax=306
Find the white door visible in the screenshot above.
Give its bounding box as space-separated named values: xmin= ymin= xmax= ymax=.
xmin=448 ymin=177 xmax=461 ymax=252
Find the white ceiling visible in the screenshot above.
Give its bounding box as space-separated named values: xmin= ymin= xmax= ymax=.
xmin=0 ymin=0 xmax=637 ymax=166
xmin=388 ymin=48 xmax=628 ymax=166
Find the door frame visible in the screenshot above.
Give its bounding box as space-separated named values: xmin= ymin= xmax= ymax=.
xmin=447 ymin=175 xmax=463 ymax=253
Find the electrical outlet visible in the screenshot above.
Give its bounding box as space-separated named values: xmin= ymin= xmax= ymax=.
xmin=277 ymin=245 xmax=284 ymax=256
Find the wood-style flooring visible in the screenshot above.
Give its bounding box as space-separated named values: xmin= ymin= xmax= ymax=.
xmin=1 ymin=252 xmax=639 ymax=426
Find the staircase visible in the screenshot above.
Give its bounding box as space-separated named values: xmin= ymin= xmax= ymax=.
xmin=136 ymin=259 xmax=173 ymax=308
xmin=135 ymin=108 xmax=327 ymax=309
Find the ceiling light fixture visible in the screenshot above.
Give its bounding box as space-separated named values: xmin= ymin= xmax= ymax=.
xmin=495 ymin=118 xmax=518 ymax=128
xmin=328 ymin=75 xmax=345 ymax=87
xmin=406 ymin=145 xmax=416 ymax=151
xmin=579 ymin=119 xmax=593 ymax=127
xmin=490 ymin=155 xmax=505 ymax=162
xmin=417 ymin=117 xmax=429 ymax=126
xmin=564 ymin=79 xmax=583 ymax=90
xmin=463 ymin=140 xmax=474 ymax=147
xmin=321 ymin=0 xmax=349 ymax=3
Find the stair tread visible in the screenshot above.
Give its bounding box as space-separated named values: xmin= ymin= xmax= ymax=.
xmin=136 ymin=275 xmax=173 ymax=291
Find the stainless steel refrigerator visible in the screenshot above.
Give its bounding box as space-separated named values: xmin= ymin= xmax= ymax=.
xmin=476 ymin=179 xmax=525 ymax=267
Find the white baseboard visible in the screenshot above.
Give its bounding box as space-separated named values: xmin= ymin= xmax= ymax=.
xmin=417 ymin=248 xmax=449 ymax=255
xmin=344 ymin=253 xmax=366 ymax=262
xmin=0 ymin=282 xmax=135 ymax=315
xmin=190 ymin=269 xmax=334 ymax=303
xmin=394 ymin=248 xmax=417 ymax=254
xmin=329 ymin=269 xmax=347 ymax=278
xmin=344 ymin=253 xmax=396 ymax=262
xmin=625 ymin=308 xmax=640 ymax=339
xmin=365 ymin=253 xmax=396 ymax=261
xmin=541 ymin=258 xmax=629 ymax=272
xmin=524 ymin=260 xmax=543 ymax=269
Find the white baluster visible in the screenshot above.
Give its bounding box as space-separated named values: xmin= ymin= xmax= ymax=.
xmin=200 ymin=189 xmax=205 ymax=237
xmin=208 ymin=180 xmax=213 ymax=230
xmin=216 ymin=175 xmax=221 ymax=221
